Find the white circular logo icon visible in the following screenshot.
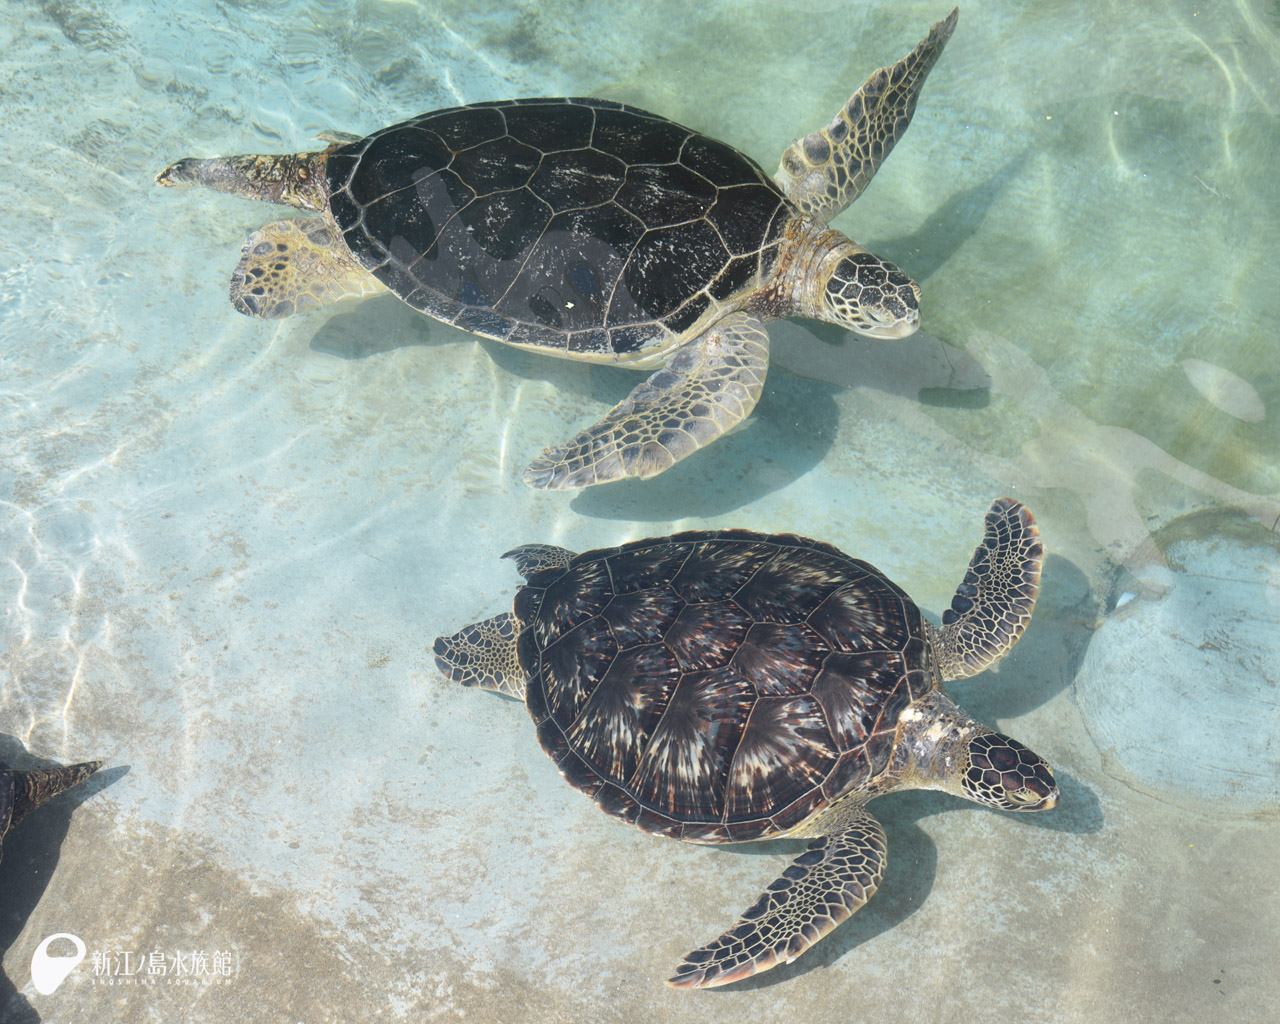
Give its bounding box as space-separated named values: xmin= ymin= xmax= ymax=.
xmin=30 ymin=933 xmax=86 ymax=995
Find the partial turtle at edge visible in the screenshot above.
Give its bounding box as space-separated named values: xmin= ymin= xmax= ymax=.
xmin=433 ymin=498 xmax=1057 ymax=987
xmin=0 ymin=758 xmax=102 ymax=865
xmin=157 ymin=10 xmax=959 ymax=490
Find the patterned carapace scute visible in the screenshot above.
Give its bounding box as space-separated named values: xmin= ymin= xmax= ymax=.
xmin=517 ymin=530 xmax=933 ymax=842
xmin=323 ymin=99 xmax=791 ymax=358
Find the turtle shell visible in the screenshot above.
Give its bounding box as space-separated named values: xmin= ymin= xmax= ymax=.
xmin=323 ymin=98 xmax=792 ymax=361
xmin=513 ymin=530 xmax=936 ymax=843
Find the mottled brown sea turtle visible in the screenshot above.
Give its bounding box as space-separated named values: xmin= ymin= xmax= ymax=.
xmin=0 ymin=758 xmax=102 ymax=865
xmin=156 ymin=11 xmax=958 ymax=489
xmin=433 ymin=498 xmax=1057 ymax=986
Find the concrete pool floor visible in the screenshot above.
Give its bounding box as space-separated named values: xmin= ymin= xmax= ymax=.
xmin=2 ymin=1 xmax=1277 ymax=1020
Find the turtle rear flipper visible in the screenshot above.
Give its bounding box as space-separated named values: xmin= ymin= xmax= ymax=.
xmin=231 ymin=218 xmax=386 ymax=319
xmin=929 ymin=497 xmax=1043 ymax=681
xmin=668 ymin=806 xmax=887 ymax=988
xmin=433 ymin=612 xmax=526 ymax=700
xmin=774 ymin=8 xmax=958 ymax=221
xmin=502 ymin=544 xmax=575 ymax=579
xmin=522 ymin=312 xmax=769 ymax=490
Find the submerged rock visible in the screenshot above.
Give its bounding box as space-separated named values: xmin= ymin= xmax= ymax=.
xmin=1074 ymin=510 xmax=1279 ymax=815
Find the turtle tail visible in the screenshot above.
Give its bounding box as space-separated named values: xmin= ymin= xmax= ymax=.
xmin=156 ymin=151 xmax=329 ymax=213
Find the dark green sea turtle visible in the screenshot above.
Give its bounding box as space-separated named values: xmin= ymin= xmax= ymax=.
xmin=157 ymin=11 xmax=958 ymax=490
xmin=433 ymin=498 xmax=1057 ymax=987
xmin=0 ymin=758 xmax=102 ymax=865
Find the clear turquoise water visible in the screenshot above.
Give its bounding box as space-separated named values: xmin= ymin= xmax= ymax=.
xmin=1 ymin=1 xmax=1277 ymax=1021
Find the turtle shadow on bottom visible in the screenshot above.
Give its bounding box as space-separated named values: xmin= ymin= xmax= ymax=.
xmin=0 ymin=747 xmax=123 ymax=949
xmin=882 ymin=149 xmax=1035 ymax=289
xmin=943 ymin=553 xmax=1097 ymax=723
xmin=0 ymin=739 xmax=122 ymax=1018
xmin=308 ymin=301 xmax=437 ymax=361
xmin=306 ymin=304 xmax=616 ymax=402
xmin=310 ymin=303 xmax=844 ymax=516
xmin=304 ymin=301 xmax=992 ymax=515
xmin=780 ymin=322 xmax=993 ymax=407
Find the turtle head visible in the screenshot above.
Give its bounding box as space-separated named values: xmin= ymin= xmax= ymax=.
xmin=155 ymin=152 xmax=329 ymax=212
xmin=821 ymin=248 xmax=921 ymax=339
xmin=960 ymin=733 xmax=1058 ymax=812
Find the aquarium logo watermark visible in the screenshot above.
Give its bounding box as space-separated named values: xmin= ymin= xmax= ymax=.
xmin=88 ymin=947 xmax=240 ymax=986
xmin=31 ymin=933 xmax=241 ymax=993
xmin=31 ymin=934 xmax=86 ymax=994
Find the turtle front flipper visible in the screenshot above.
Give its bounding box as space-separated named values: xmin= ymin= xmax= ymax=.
xmin=669 ymin=806 xmax=887 ymax=988
xmin=433 ymin=612 xmax=527 ymax=700
xmin=1 ymin=759 xmax=103 ymax=862
xmin=774 ymin=8 xmax=958 ymax=221
xmin=230 ymin=218 xmax=386 ymax=319
xmin=928 ymin=497 xmax=1043 ymax=681
xmin=522 ymin=312 xmax=769 ymax=490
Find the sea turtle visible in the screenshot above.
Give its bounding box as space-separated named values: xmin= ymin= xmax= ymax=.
xmin=0 ymin=758 xmax=102 ymax=865
xmin=156 ymin=10 xmax=958 ymax=490
xmin=433 ymin=497 xmax=1057 ymax=987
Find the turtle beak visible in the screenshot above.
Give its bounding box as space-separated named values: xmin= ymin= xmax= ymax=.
xmin=860 ymin=305 xmax=920 ymax=339
xmin=1011 ymin=784 xmax=1058 ymax=811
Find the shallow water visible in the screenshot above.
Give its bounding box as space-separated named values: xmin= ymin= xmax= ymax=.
xmin=1 ymin=0 xmax=1277 ymax=1021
